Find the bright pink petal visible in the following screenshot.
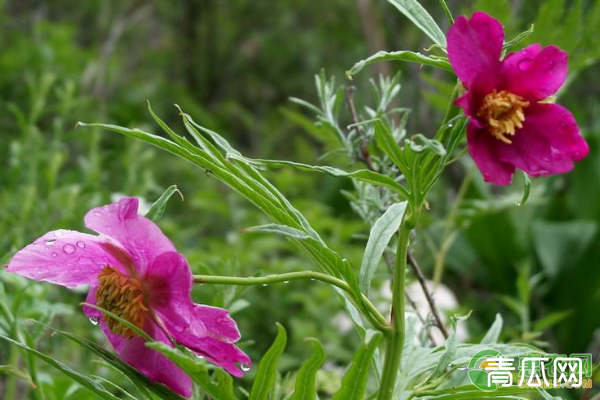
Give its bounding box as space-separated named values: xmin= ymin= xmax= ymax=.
xmin=174 ymin=331 xmax=251 ymax=377
xmin=466 ymin=123 xmax=515 ymax=185
xmin=167 ymin=307 xmax=249 ymax=377
xmin=84 ymin=197 xmax=176 ymax=274
xmin=144 ymin=252 xmax=194 ymax=334
xmin=193 ymin=305 xmax=241 ymax=343
xmin=5 ymin=230 xmax=123 ymax=289
xmin=118 ymin=321 xmax=193 ymax=398
xmin=497 ymin=104 xmax=588 ymax=177
xmin=447 ymin=12 xmax=504 ymax=89
xmin=502 ymin=44 xmax=568 ymax=101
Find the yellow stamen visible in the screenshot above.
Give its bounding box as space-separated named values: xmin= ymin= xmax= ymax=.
xmin=478 ymin=90 xmax=529 ymax=144
xmin=96 ymin=267 xmax=148 ymax=338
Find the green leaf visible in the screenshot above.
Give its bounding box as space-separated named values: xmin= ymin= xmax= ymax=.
xmin=387 ymin=0 xmax=447 ymax=46
xmin=82 ymin=303 xmax=153 ymax=342
xmin=288 ymin=339 xmax=326 ymax=400
xmin=348 ymin=50 xmax=452 ymax=78
xmin=533 ymin=310 xmax=572 ymax=332
xmin=242 ymin=224 xmax=312 ymax=240
xmin=28 ymin=320 xmax=182 ymax=400
xmin=531 ymin=221 xmax=597 ymax=278
xmin=406 ymin=134 xmax=446 ymax=156
xmin=515 ymin=172 xmax=531 ymax=206
xmin=228 ymin=155 xmax=411 ymax=200
xmin=480 ymin=314 xmax=503 ymax=345
xmin=146 ymin=342 xmax=238 ymax=400
xmin=360 ymin=202 xmax=408 ymax=295
xmin=0 ymin=365 xmax=35 ymax=388
xmin=373 ymin=119 xmax=406 ymax=171
xmin=331 ymin=331 xmax=383 ymax=400
xmin=249 ymin=323 xmax=287 ymax=400
xmin=0 ymin=334 xmax=121 ymax=400
xmin=146 ymin=185 xmax=182 ymax=221
xmin=503 ymin=25 xmax=535 ymax=53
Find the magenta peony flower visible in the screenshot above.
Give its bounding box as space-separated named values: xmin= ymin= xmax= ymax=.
xmin=5 ymin=197 xmax=250 ymax=398
xmin=447 ymin=12 xmax=589 ymax=185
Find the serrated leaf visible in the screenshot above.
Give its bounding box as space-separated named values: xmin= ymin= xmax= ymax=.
xmin=331 ymin=331 xmax=383 ymax=400
xmin=348 ymin=50 xmax=452 ymax=77
xmin=249 ymin=323 xmax=287 ymax=400
xmin=387 ymin=0 xmax=447 ymax=46
xmin=360 ymin=202 xmax=407 ymax=295
xmin=146 ymin=185 xmax=182 ymax=221
xmin=242 ymin=224 xmax=312 ymax=240
xmin=289 ymin=339 xmax=326 ymax=400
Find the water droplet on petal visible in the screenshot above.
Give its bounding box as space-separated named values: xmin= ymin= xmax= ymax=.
xmin=52 ymin=252 xmax=58 ymax=257
xmin=518 ymin=58 xmax=533 ymax=71
xmin=45 ymin=239 xmax=56 ymax=246
xmin=63 ymin=244 xmax=76 ymax=254
xmin=54 ymin=231 xmax=63 ymax=237
xmin=89 ymin=317 xmax=99 ymax=326
xmin=240 ymin=363 xmax=251 ymax=372
xmin=76 ymin=241 xmax=86 ymax=249
xmin=94 ymin=211 xmax=102 ymax=217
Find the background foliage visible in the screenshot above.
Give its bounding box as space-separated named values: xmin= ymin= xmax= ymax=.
xmin=1 ymin=0 xmax=599 ymax=399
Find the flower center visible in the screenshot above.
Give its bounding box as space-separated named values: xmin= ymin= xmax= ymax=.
xmin=477 ymin=90 xmax=529 ymax=144
xmin=96 ymin=267 xmax=149 ymax=338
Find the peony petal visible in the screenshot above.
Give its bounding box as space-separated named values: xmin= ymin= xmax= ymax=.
xmin=466 ymin=123 xmax=515 ymax=185
xmin=117 ymin=320 xmax=193 ymax=398
xmin=5 ymin=230 xmax=124 ymax=289
xmin=447 ymin=12 xmax=504 ymax=89
xmin=174 ymin=331 xmax=251 ymax=378
xmin=144 ymin=252 xmax=194 ymax=334
xmin=497 ymin=104 xmax=589 ymax=177
xmin=193 ymin=305 xmax=241 ymax=343
xmin=502 ymin=44 xmax=568 ymax=101
xmin=84 ymin=197 xmax=176 ymax=274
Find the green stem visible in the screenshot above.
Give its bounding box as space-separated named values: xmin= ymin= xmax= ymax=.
xmin=193 ymin=271 xmax=390 ymax=331
xmin=377 ymin=213 xmax=416 ymax=400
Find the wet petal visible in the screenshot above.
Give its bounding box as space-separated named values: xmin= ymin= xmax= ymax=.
xmin=502 ymin=44 xmax=568 ymax=101
xmin=448 ymin=12 xmax=503 ymax=89
xmin=193 ymin=305 xmax=241 ymax=343
xmin=173 ymin=330 xmax=251 ymax=377
xmin=84 ymin=197 xmax=176 ymax=274
xmin=497 ymin=104 xmax=589 ymax=176
xmin=144 ymin=252 xmax=194 ymax=333
xmin=6 ymin=230 xmax=123 ymax=289
xmin=466 ymin=123 xmax=515 ymax=186
xmin=117 ymin=321 xmax=193 ymax=398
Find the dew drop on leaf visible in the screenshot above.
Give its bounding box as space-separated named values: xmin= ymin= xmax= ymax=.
xmin=240 ymin=363 xmax=251 ymax=372
xmin=89 ymin=317 xmax=99 ymax=326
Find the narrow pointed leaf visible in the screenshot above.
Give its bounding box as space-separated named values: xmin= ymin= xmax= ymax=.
xmin=387 ymin=0 xmax=447 ymax=46
xmin=249 ymin=323 xmax=287 ymax=400
xmin=146 ymin=185 xmax=182 ymax=221
xmin=360 ymin=202 xmax=408 ymax=295
xmin=289 ymin=339 xmax=326 ymax=400
xmin=348 ymin=50 xmax=452 ymax=77
xmin=331 ymin=331 xmax=383 ymax=400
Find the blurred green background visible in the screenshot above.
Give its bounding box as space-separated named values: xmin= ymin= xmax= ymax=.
xmin=1 ymin=0 xmax=599 ymax=398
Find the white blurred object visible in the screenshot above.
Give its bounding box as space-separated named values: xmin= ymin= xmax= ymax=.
xmin=110 ymin=193 xmax=152 ymax=216
xmin=332 ymin=311 xmax=354 ymax=334
xmin=406 ymin=279 xmax=468 ymax=344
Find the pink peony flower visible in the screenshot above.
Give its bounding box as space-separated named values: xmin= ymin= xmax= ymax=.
xmin=447 ymin=12 xmax=589 ymax=185
xmin=5 ymin=197 xmax=250 ymax=398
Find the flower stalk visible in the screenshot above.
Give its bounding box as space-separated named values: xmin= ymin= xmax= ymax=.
xmin=194 ymin=271 xmax=390 ymax=332
xmin=377 ymin=208 xmax=419 ymax=400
